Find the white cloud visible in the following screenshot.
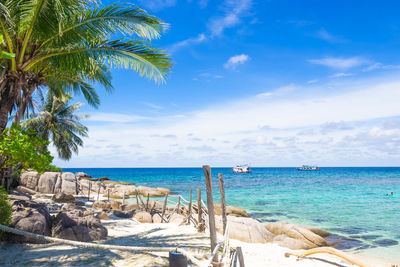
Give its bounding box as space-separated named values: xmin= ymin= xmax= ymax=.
xmin=169 ymin=34 xmax=207 ymax=53
xmin=208 ymin=0 xmax=252 ymax=37
xmin=224 ymin=54 xmax=249 ymax=69
xmin=330 ymin=72 xmax=353 ymax=78
xmin=309 ymin=57 xmax=370 ymax=69
xmin=143 ymin=102 xmax=163 ymax=110
xmin=257 ymin=84 xmax=297 ymax=98
xmin=316 ymin=29 xmax=346 ymax=43
xmin=307 ymin=79 xmax=319 ymax=84
xmin=87 ymin=113 xmax=148 ymax=123
xmin=363 ymin=62 xmax=400 ymax=72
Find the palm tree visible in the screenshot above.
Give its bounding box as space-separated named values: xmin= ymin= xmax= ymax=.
xmin=0 ymin=0 xmax=172 ymax=135
xmin=22 ymin=90 xmax=88 ymax=160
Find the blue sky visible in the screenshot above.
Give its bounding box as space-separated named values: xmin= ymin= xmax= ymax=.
xmin=55 ymin=0 xmax=400 ymax=167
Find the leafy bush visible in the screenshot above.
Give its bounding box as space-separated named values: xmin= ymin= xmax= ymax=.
xmin=45 ymin=165 xmax=62 ymax=172
xmin=0 ymin=124 xmax=54 ymax=174
xmin=0 ymin=186 xmax=11 ymax=239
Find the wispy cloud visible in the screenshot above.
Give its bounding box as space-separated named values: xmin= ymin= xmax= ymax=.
xmin=169 ymin=34 xmax=207 ymax=53
xmin=207 ymin=0 xmax=252 ymax=37
xmin=316 ymin=29 xmax=347 ymax=43
xmin=257 ymin=84 xmax=297 ymax=98
xmin=330 ymin=72 xmax=353 ymax=78
xmin=309 ymin=57 xmax=370 ymax=69
xmin=87 ymin=113 xmax=148 ymax=123
xmin=137 ymin=0 xmax=177 ymax=11
xmin=362 ymin=62 xmax=400 ymax=72
xmin=143 ymin=102 xmax=163 ymax=110
xmin=307 ymin=79 xmax=319 ymax=84
xmin=224 ymin=54 xmax=249 ymax=69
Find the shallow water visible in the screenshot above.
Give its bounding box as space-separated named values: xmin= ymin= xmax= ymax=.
xmin=65 ymin=167 xmax=400 ymax=261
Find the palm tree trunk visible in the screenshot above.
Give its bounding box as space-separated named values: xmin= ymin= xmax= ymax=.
xmin=0 ymin=80 xmax=15 ymax=136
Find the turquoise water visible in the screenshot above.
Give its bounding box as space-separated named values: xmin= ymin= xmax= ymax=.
xmin=64 ymin=167 xmax=400 ymax=261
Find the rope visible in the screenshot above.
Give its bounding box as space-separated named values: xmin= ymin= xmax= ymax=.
xmin=0 ymin=224 xmax=202 ymax=266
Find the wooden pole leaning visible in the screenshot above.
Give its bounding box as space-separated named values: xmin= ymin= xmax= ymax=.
xmin=187 ymin=188 xmax=193 ymax=224
xmin=218 ymin=173 xmax=227 ymax=235
xmin=161 ymin=192 xmax=169 ymax=223
xmin=197 ymin=188 xmax=204 ymax=232
xmin=237 ymin=247 xmax=245 ymax=267
xmin=177 ymin=196 xmax=181 ymax=214
xmin=135 ymin=190 xmax=140 ymax=210
xmin=88 ymin=180 xmax=91 ymax=201
xmin=203 ymin=165 xmax=218 ymax=260
xmin=97 ymin=183 xmax=101 ymax=201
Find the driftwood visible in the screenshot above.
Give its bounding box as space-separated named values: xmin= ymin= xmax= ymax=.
xmin=285 ymin=247 xmax=366 ymax=267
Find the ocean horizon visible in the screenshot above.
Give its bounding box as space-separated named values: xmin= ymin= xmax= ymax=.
xmin=64 ymin=166 xmax=400 ymax=262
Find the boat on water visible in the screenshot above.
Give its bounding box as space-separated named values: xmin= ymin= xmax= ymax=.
xmin=296 ymin=165 xmax=320 ymax=171
xmin=232 ymin=164 xmax=251 ymax=173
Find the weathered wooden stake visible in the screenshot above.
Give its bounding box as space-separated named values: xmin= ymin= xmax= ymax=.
xmin=88 ymin=180 xmax=91 ymax=201
xmin=218 ymin=173 xmax=227 ymax=235
xmin=187 ymin=188 xmax=193 ymax=224
xmin=197 ymin=188 xmax=204 ymax=232
xmin=177 ymin=196 xmax=181 ymax=214
xmin=146 ymin=193 xmax=150 ymax=211
xmin=203 ymin=165 xmax=217 ymax=259
xmin=135 ymin=190 xmax=140 ymax=210
xmin=161 ymin=193 xmax=169 ymax=223
xmin=237 ymin=246 xmax=245 ymax=267
xmin=107 ymin=189 xmax=110 ymax=202
xmin=122 ymin=192 xmax=126 ymax=205
xmin=97 ymin=183 xmax=101 ymax=201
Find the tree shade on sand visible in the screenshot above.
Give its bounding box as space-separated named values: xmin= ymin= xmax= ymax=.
xmin=0 ymin=0 xmax=172 ymax=135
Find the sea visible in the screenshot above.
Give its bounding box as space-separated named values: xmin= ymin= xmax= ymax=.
xmin=64 ymin=167 xmax=400 ymax=262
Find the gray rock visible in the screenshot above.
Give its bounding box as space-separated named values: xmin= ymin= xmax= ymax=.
xmin=38 ymin=172 xmax=60 ymax=193
xmin=52 ymin=210 xmax=107 ymax=242
xmin=19 ymin=171 xmax=40 ymax=190
xmin=134 ymin=211 xmax=152 ymax=223
xmin=51 ymin=192 xmax=75 ymax=203
xmin=61 ymin=172 xmax=77 ymax=195
xmin=8 ymin=200 xmax=51 ymax=243
xmin=75 ymin=172 xmax=91 ymax=180
xmin=8 ymin=190 xmax=32 ymax=202
xmin=273 ymin=234 xmax=311 ymax=250
xmin=112 ymin=210 xmax=134 ymax=218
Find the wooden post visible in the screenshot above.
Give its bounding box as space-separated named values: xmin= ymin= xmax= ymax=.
xmin=146 ymin=193 xmax=150 ymax=211
xmin=197 ymin=188 xmax=204 ymax=232
xmin=187 ymin=188 xmax=192 ymax=224
xmin=135 ymin=190 xmax=140 ymax=210
xmin=161 ymin=193 xmax=168 ymax=223
xmin=237 ymin=247 xmax=245 ymax=267
xmin=122 ymin=192 xmax=126 ymax=205
xmin=97 ymin=183 xmax=101 ymax=201
xmin=88 ymin=180 xmax=91 ymax=201
xmin=203 ymin=165 xmax=217 ymax=258
xmin=218 ymin=173 xmax=227 ymax=235
xmin=107 ymin=189 xmax=110 ymax=202
xmin=177 ymin=195 xmax=181 ymax=214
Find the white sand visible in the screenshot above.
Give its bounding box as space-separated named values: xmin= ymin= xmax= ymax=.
xmin=0 ymin=214 xmax=394 ymax=267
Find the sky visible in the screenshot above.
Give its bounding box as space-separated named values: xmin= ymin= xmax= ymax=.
xmin=54 ymin=0 xmax=400 ymax=167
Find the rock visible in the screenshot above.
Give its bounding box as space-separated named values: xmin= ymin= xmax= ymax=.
xmin=305 ymin=226 xmax=331 ymax=238
xmin=169 ymin=213 xmax=186 ymax=225
xmin=61 ymin=172 xmax=77 ymax=195
xmin=215 ymin=215 xmax=274 ymax=243
xmin=123 ymin=203 xmax=138 ymax=211
xmin=152 ymin=213 xmax=162 ymax=223
xmin=38 ymin=172 xmax=60 ymax=193
xmin=75 ymin=200 xmax=85 ymax=206
xmin=110 ymin=201 xmax=122 ymax=210
xmin=112 ymin=210 xmax=134 ymax=219
xmin=92 ymin=201 xmax=112 ymax=210
xmin=214 ymin=203 xmax=249 ymax=217
xmin=52 ymin=210 xmax=107 ymax=242
xmin=273 ymin=234 xmax=311 ymax=250
xmin=61 ymin=203 xmax=86 ymax=212
xmin=134 ymin=211 xmax=152 ymax=223
xmin=98 ymin=212 xmax=110 ymax=220
xmin=8 ymin=200 xmax=51 ymax=243
xmin=51 ymin=192 xmax=75 ymax=203
xmin=75 ymin=172 xmax=91 ymax=180
xmin=137 ymin=186 xmax=171 ymax=197
xmin=7 ymin=190 xmax=32 ymax=202
xmin=19 ymin=171 xmax=40 ymax=190
xmin=102 ymin=180 xmax=117 ymax=186
xmin=99 ymin=177 xmax=110 ymax=181
xmin=265 ymin=222 xmax=327 ymax=248
xmin=16 ymin=186 xmax=37 ymax=195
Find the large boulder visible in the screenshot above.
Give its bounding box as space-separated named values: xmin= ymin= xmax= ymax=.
xmin=134 ymin=211 xmax=152 ymax=223
xmin=273 ymin=234 xmax=310 ymax=250
xmin=169 ymin=213 xmax=186 ymax=225
xmin=8 ymin=200 xmax=51 ymax=243
xmin=75 ymin=172 xmax=91 ymax=180
xmin=51 ymin=192 xmax=75 ymax=203
xmin=152 ymin=213 xmax=162 ymax=223
xmin=61 ymin=172 xmax=77 ymax=195
xmin=19 ymin=172 xmax=40 ymax=190
xmin=92 ymin=201 xmax=112 ymax=210
xmin=38 ymin=172 xmax=60 ymax=193
xmin=214 ymin=203 xmax=249 ymax=217
xmin=112 ymin=210 xmax=134 ymax=219
xmin=137 ymin=186 xmax=171 ymax=197
xmin=215 ymin=215 xmax=275 ymax=243
xmin=265 ymin=222 xmax=328 ymax=248
xmin=52 ymin=210 xmax=107 ymax=242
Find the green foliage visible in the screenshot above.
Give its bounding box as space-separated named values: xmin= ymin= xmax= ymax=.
xmin=0 ymin=124 xmax=54 ymax=173
xmin=0 ymin=186 xmax=11 ymax=238
xmin=45 ymin=165 xmax=62 ymax=172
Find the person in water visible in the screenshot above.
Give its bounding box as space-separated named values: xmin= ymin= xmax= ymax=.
xmin=386 ymin=192 xmax=393 ymax=196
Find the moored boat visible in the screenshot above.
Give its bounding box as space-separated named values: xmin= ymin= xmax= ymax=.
xmin=232 ymin=164 xmax=251 ymax=173
xmin=296 ymin=165 xmax=320 ymax=171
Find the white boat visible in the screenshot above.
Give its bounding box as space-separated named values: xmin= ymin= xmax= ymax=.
xmin=232 ymin=164 xmax=251 ymax=173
